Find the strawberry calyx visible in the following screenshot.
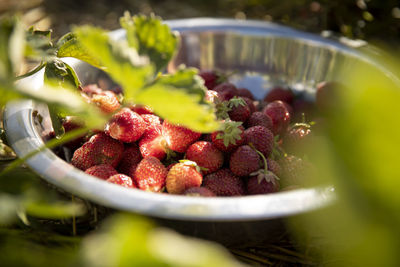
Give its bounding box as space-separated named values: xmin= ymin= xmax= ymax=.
xmin=228 ymin=96 xmax=246 ymax=108
xmin=216 ymin=120 xmax=243 ymax=147
xmin=215 ymin=101 xmax=231 ymax=120
xmin=249 ymin=144 xmax=280 ymax=184
xmin=178 ymin=159 xmax=203 ymax=173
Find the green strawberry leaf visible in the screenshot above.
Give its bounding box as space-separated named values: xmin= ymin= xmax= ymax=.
xmin=120 ymin=12 xmax=178 ymax=73
xmin=73 ymin=25 xmax=154 ymax=102
xmin=44 ymin=59 xmax=81 ymax=88
xmin=56 ymin=32 xmax=102 ymax=68
xmin=24 ymin=27 xmax=55 ymax=60
xmin=24 ymin=200 xmax=85 ymax=219
xmin=135 ymin=83 xmax=220 ymax=133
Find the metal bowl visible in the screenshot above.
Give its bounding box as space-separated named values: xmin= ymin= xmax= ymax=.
xmin=4 ymin=18 xmax=378 ymax=244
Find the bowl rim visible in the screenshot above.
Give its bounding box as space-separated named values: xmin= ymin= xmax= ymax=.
xmin=2 ymin=18 xmax=345 ymax=221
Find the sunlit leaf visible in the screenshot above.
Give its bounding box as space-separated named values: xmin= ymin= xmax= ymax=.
xmin=73 ymin=25 xmax=154 ymax=101
xmin=24 ymin=201 xmax=85 ymax=219
xmin=25 ymin=27 xmax=55 ymax=60
xmin=0 ymin=194 xmax=19 ymax=225
xmin=120 ymin=13 xmax=178 ymax=73
xmin=135 ymin=83 xmax=220 ymax=132
xmin=56 ymin=32 xmax=102 ymax=68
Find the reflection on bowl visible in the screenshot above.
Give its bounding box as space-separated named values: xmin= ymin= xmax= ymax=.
xmin=3 ymin=18 xmax=378 ymax=244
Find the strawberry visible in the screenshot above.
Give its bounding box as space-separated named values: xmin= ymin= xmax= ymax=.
xmin=229 ymin=145 xmax=260 ymax=176
xmin=199 ymin=70 xmax=220 ymax=90
xmin=244 ymin=126 xmax=274 ymax=157
xmin=162 ymin=120 xmax=201 ymax=153
xmin=284 ymin=121 xmax=313 ymax=154
xmin=184 ymin=187 xmax=216 ymax=197
xmin=227 ymin=97 xmax=250 ymax=122
xmin=264 ymin=87 xmax=294 ymax=104
xmin=61 ymin=116 xmax=87 ymax=150
xmin=129 ymin=104 xmax=154 ymax=115
xmin=237 ymin=88 xmax=255 ymax=100
xmin=266 ymin=158 xmax=282 ymax=177
xmin=105 ymin=107 xmax=146 ymax=143
xmin=138 ymin=127 xmax=167 ymax=160
xmin=107 ymin=174 xmax=136 ymax=188
xmin=186 ymin=141 xmax=224 ymax=175
xmin=85 ymin=164 xmax=118 ymax=180
xmin=246 ymin=111 xmax=273 ymax=130
xmin=90 ymin=90 xmax=121 ymax=114
xmin=247 ymin=172 xmax=280 ymax=195
xmin=166 ymin=161 xmax=203 ymax=194
xmin=242 ymin=97 xmax=256 ymax=113
xmin=205 ymin=90 xmax=222 ymax=104
xmin=133 ymin=156 xmax=168 ymax=192
xmin=278 ymin=155 xmax=315 ymax=187
xmin=71 ymin=132 xmax=124 ymax=170
xmin=213 ymin=82 xmax=238 ymax=101
xmin=81 ymin=84 xmax=103 ymax=96
xmin=141 ymin=114 xmax=162 ymax=133
xmin=263 ymin=100 xmax=291 ymax=135
xmin=202 ymin=169 xmax=245 ymax=196
xmin=117 ymin=143 xmax=143 ymax=175
xmin=315 ymin=81 xmax=345 ymax=112
xmin=211 ymin=121 xmax=244 ymax=152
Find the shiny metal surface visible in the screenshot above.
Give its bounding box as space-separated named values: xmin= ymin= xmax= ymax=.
xmin=4 ymin=18 xmax=378 ymax=222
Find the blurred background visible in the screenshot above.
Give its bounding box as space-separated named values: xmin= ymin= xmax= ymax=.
xmin=3 ymin=0 xmax=400 ymax=48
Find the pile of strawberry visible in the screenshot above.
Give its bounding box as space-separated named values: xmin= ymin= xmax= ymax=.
xmin=60 ymin=70 xmax=328 ymax=197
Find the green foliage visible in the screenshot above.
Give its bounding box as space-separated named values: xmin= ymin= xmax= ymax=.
xmin=81 ymin=213 xmax=244 ymax=267
xmin=120 ymin=12 xmax=178 ymax=73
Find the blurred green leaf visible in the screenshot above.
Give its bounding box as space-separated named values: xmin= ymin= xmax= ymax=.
xmin=24 ymin=201 xmax=85 ymax=219
xmin=120 ymin=13 xmax=178 ymax=73
xmin=0 ymin=194 xmax=20 ymax=225
xmin=81 ymin=213 xmax=243 ymax=267
xmin=25 ymin=27 xmax=55 ymax=61
xmin=56 ymin=32 xmax=102 ymax=68
xmin=0 ymin=16 xmax=25 ymax=81
xmin=73 ymin=25 xmax=154 ymax=101
xmin=135 ymin=83 xmax=219 ymax=132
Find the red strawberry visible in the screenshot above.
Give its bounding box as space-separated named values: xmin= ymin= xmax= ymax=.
xmin=246 ymin=111 xmax=273 ymax=130
xmin=184 ymin=187 xmax=216 ymax=197
xmin=71 ymin=132 xmax=124 ymax=170
xmin=186 ymin=141 xmax=224 ymax=175
xmin=264 ymin=87 xmax=294 ymax=104
xmin=90 ymin=90 xmax=120 ymax=114
xmin=166 ymin=161 xmax=203 ymax=194
xmin=315 ymin=81 xmax=345 ymax=112
xmin=162 ymin=120 xmax=201 ymax=153
xmin=244 ymin=126 xmax=274 ymax=157
xmin=107 ymin=174 xmax=136 ymax=188
xmin=213 ymin=82 xmax=238 ymax=101
xmin=266 ymin=158 xmax=282 ymax=177
xmin=247 ymin=172 xmax=280 ymax=195
xmin=85 ymin=164 xmax=118 ymax=180
xmin=199 ymin=70 xmax=220 ymax=90
xmin=61 ymin=116 xmax=87 ymax=150
xmin=227 ymin=97 xmax=251 ymax=122
xmin=263 ymin=100 xmax=291 ymax=135
xmin=129 ymin=104 xmax=154 ymax=115
xmin=211 ymin=121 xmax=245 ymax=152
xmin=81 ymin=84 xmax=103 ymax=96
xmin=117 ymin=144 xmax=143 ymax=175
xmin=284 ymin=122 xmax=313 ymax=154
xmin=292 ymin=99 xmax=316 ymax=121
xmin=141 ymin=114 xmax=162 ymax=133
xmin=242 ymin=97 xmax=256 ymax=114
xmin=237 ymin=88 xmax=255 ymax=100
xmin=202 ymin=169 xmax=245 ymax=196
xmin=133 ymin=156 xmax=168 ymax=192
xmin=278 ymin=155 xmax=315 ymax=187
xmin=138 ymin=127 xmax=167 ymax=160
xmin=105 ymin=108 xmax=146 ymax=143
xmin=229 ymin=145 xmax=260 ymax=176
xmin=205 ymin=90 xmax=222 ymax=104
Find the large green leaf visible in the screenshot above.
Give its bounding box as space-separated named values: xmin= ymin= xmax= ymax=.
xmin=44 ymin=59 xmax=81 ymax=88
xmin=73 ymin=25 xmax=154 ymax=101
xmin=56 ymin=32 xmax=102 ymax=69
xmin=120 ymin=13 xmax=178 ymax=73
xmin=135 ymin=83 xmax=219 ymax=133
xmin=24 ymin=27 xmax=56 ymax=61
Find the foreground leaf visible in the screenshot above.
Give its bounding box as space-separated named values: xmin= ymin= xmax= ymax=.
xmin=73 ymin=25 xmax=154 ymax=101
xmin=120 ymin=13 xmax=178 ymax=73
xmin=135 ymin=83 xmax=219 ymax=132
